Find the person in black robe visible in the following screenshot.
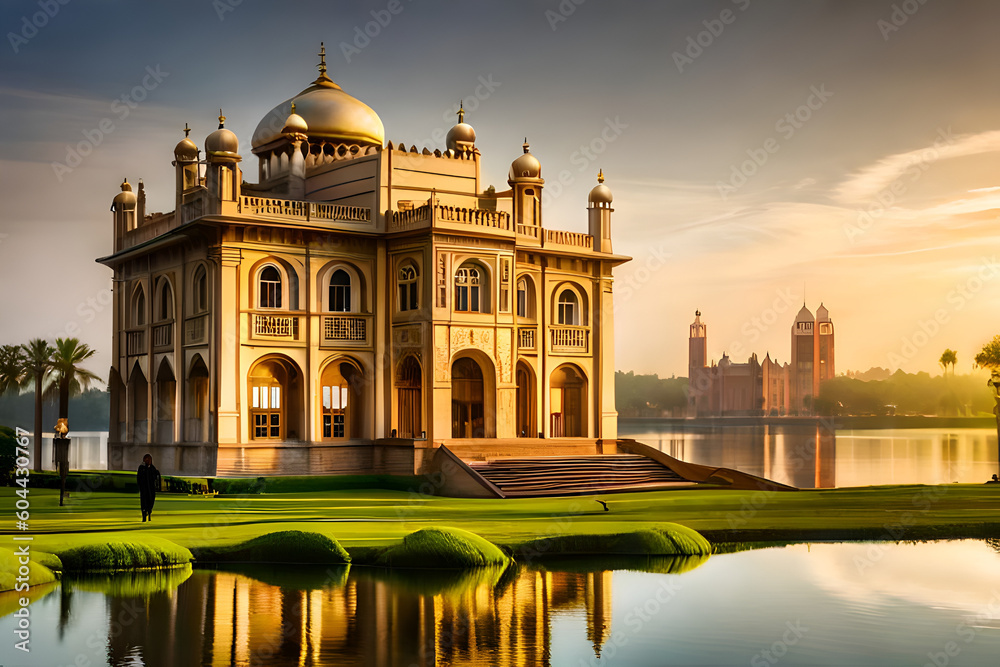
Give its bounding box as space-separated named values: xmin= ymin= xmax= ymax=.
xmin=137 ymin=454 xmax=160 ymax=522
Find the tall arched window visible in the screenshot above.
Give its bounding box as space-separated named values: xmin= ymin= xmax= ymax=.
xmin=517 ymin=278 xmax=528 ymax=318
xmin=259 ymin=266 xmax=282 ymax=309
xmin=157 ymin=281 xmax=173 ymax=321
xmin=398 ymin=264 xmax=418 ymax=311
xmin=133 ymin=287 xmax=146 ymax=327
xmin=557 ymin=289 xmax=579 ymax=325
xmin=329 ymin=269 xmax=351 ymax=312
xmin=455 ymin=265 xmax=482 ymax=313
xmin=193 ymin=266 xmax=208 ymax=313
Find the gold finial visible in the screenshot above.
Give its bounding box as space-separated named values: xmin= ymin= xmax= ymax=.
xmin=183 ymin=122 xmax=191 ymax=138
xmin=597 ymin=169 xmax=604 ymax=184
xmin=218 ymin=109 xmax=226 ymax=129
xmin=457 ymin=101 xmax=465 ymax=124
xmin=522 ymin=138 xmax=530 ymax=153
xmin=290 ymin=102 xmax=296 ymax=115
xmin=318 ymin=42 xmax=327 ymax=75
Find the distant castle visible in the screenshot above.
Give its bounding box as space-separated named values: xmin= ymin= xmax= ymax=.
xmin=687 ymin=304 xmax=835 ymax=416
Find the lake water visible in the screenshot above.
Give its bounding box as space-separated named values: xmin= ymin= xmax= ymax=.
xmin=3 ymin=540 xmax=1000 ymax=666
xmin=619 ymin=422 xmax=999 ymax=488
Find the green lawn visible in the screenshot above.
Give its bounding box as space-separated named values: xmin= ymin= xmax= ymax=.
xmin=3 ymin=483 xmax=999 ymax=558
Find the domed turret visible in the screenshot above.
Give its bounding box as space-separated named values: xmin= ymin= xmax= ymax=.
xmin=589 ymin=169 xmax=613 ymax=205
xmin=281 ymin=102 xmax=309 ymax=136
xmin=252 ymin=43 xmax=384 ymax=150
xmin=174 ymin=123 xmax=199 ymax=162
xmin=205 ymin=112 xmax=239 ymax=157
xmin=509 ymin=140 xmax=541 ymax=181
xmin=446 ymin=102 xmax=476 ymax=151
xmin=113 ymin=178 xmax=136 ymax=209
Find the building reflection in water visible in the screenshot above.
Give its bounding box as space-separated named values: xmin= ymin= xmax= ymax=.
xmin=92 ymin=564 xmax=621 ymax=666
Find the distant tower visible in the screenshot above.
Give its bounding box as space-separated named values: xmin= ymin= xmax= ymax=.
xmin=689 ymin=310 xmax=707 ymax=378
xmin=588 ymin=170 xmax=614 ymax=253
xmin=791 ymin=304 xmax=816 ymax=413
xmin=816 ymin=303 xmax=835 ymax=384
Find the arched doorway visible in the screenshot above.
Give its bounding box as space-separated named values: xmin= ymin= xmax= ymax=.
xmin=154 ymin=359 xmax=175 ymax=443
xmin=397 ymin=356 xmax=422 ymax=439
xmin=452 ymin=357 xmax=485 ymax=438
xmin=550 ymin=364 xmax=588 ymax=437
xmin=248 ymin=357 xmax=303 ymax=441
xmin=516 ymin=362 xmax=536 ymax=438
xmin=186 ymin=355 xmax=209 ymax=442
xmin=320 ymin=359 xmax=364 ymax=440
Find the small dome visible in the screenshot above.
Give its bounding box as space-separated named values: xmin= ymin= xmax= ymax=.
xmin=113 ymin=178 xmax=136 ymax=209
xmin=794 ymin=304 xmax=814 ymax=323
xmin=508 ymin=140 xmax=541 ymax=181
xmin=282 ymin=103 xmax=309 ymax=135
xmin=206 ymin=112 xmax=239 ymax=156
xmin=173 ymin=123 xmax=199 ymax=161
xmin=589 ymin=170 xmax=613 ymax=204
xmin=446 ymin=102 xmax=476 ymax=151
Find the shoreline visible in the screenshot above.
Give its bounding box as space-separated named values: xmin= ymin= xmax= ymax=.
xmin=620 ymin=415 xmax=997 ymax=429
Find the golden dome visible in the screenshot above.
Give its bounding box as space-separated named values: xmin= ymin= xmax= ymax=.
xmin=252 ymin=44 xmax=384 ymax=150
xmin=508 ymin=140 xmax=542 ymax=182
xmin=589 ymin=170 xmax=613 ymax=204
xmin=205 ymin=112 xmax=239 ymax=156
xmin=113 ymin=178 xmax=136 ymax=208
xmin=281 ymin=103 xmax=309 ymax=136
xmin=174 ymin=123 xmax=199 ymax=161
xmin=446 ymin=102 xmax=476 ymax=151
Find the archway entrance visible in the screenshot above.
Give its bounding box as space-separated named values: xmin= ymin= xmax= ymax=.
xmin=248 ymin=357 xmax=303 ymax=441
xmin=452 ymin=357 xmax=485 ymax=438
xmin=550 ymin=365 xmax=587 ymax=437
xmin=186 ymin=355 xmax=209 ymax=442
xmin=397 ymin=356 xmax=422 ymax=439
xmin=516 ymin=362 xmax=536 ymax=438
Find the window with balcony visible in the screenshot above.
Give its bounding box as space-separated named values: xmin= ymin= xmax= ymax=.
xmin=329 ymin=269 xmax=351 ymax=312
xmin=455 ymin=264 xmax=487 ymax=313
xmin=259 ymin=266 xmax=282 ymax=309
xmin=557 ymin=289 xmax=579 ymax=325
xmin=398 ymin=264 xmax=419 ymax=311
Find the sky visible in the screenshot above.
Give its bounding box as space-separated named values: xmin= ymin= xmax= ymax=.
xmin=1 ymin=0 xmax=1000 ymax=381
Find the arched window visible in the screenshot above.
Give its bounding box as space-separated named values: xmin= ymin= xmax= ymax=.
xmin=259 ymin=266 xmax=282 ymax=309
xmin=133 ymin=287 xmax=146 ymax=327
xmin=157 ymin=281 xmax=173 ymax=321
xmin=454 ymin=264 xmax=483 ymax=313
xmin=517 ymin=278 xmax=529 ymax=318
xmin=193 ymin=266 xmax=208 ymax=313
xmin=329 ymin=269 xmax=351 ymax=312
xmin=398 ymin=264 xmax=418 ymax=311
xmin=557 ymin=289 xmax=579 ymax=325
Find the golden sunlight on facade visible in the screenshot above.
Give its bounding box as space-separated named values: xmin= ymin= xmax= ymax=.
xmin=98 ymin=45 xmax=629 ymax=478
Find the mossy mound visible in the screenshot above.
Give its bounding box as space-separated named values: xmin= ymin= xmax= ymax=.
xmin=376 ymin=527 xmax=510 ymax=569
xmin=32 ymin=551 xmax=63 ymax=573
xmin=64 ymin=564 xmax=193 ymax=597
xmin=517 ymin=523 xmax=712 ymax=559
xmin=0 ymin=547 xmax=58 ymax=592
xmin=191 ymin=531 xmax=350 ymax=565
xmin=56 ymin=537 xmax=192 ymax=572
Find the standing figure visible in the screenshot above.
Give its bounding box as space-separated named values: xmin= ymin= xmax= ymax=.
xmin=137 ymin=454 xmax=160 ymax=522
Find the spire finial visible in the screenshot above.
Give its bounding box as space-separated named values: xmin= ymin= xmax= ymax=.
xmin=290 ymin=102 xmax=296 ymax=115
xmin=597 ymin=169 xmax=604 ymax=184
xmin=523 ymin=138 xmax=530 ymax=153
xmin=183 ymin=122 xmax=191 ymax=138
xmin=318 ymin=42 xmax=327 ymax=75
xmin=218 ymin=109 xmax=225 ymax=129
xmin=457 ymin=101 xmax=465 ymax=124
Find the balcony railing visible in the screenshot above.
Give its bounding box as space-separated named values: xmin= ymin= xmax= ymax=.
xmin=239 ymin=196 xmax=371 ymax=224
xmin=322 ymin=315 xmax=368 ymax=345
xmin=185 ymin=314 xmax=208 ymax=345
xmin=550 ymin=326 xmax=589 ymax=353
xmin=152 ymin=321 xmax=173 ymax=349
xmin=545 ymin=229 xmax=593 ymax=250
xmin=390 ymin=201 xmax=511 ymax=232
xmin=517 ymin=224 xmax=540 ymax=239
xmin=126 ymin=329 xmax=145 ymax=356
xmin=518 ymin=327 xmax=536 ymax=351
xmin=252 ymin=313 xmax=300 ymax=340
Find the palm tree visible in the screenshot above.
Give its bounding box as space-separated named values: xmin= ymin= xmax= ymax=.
xmin=975 ymin=335 xmax=1000 ymax=475
xmin=21 ymin=339 xmax=54 ymax=472
xmin=939 ymin=349 xmax=957 ymax=377
xmin=0 ymin=345 xmax=26 ymax=396
xmin=49 ymin=338 xmax=102 ymax=425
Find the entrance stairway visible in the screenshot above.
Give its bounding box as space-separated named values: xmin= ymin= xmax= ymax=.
xmin=466 ymin=454 xmax=690 ymax=497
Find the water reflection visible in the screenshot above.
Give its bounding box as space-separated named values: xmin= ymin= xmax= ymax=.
xmin=620 ymin=423 xmax=998 ymax=487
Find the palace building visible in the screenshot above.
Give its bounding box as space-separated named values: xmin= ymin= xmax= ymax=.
xmin=98 ymin=46 xmax=629 ymax=478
